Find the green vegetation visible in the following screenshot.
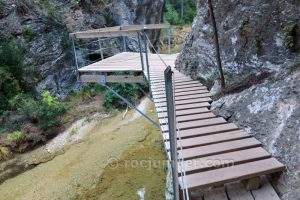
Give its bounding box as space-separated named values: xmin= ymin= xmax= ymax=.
xmin=40 ymin=0 xmax=62 ymax=24
xmin=10 ymin=91 xmax=69 ymax=131
xmin=289 ymin=57 xmax=300 ymax=73
xmin=283 ymin=21 xmax=297 ymax=48
xmin=239 ymin=17 xmax=250 ymax=35
xmin=7 ymin=131 xmax=24 ymax=146
xmin=164 ymin=3 xmax=180 ymax=25
xmin=103 ymin=83 xmax=138 ymax=110
xmin=24 ymin=26 xmax=37 ymax=42
xmin=164 ymin=0 xmax=197 ymax=25
xmin=0 ymin=40 xmax=25 ymax=113
xmin=254 ymin=35 xmax=262 ymax=53
xmin=68 ymin=83 xmax=104 ymax=103
xmin=70 ymin=128 xmax=78 ymax=137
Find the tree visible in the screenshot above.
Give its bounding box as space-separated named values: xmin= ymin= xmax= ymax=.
xmin=208 ymin=0 xmax=225 ymax=89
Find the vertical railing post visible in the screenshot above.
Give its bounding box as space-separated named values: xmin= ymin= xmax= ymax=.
xmin=142 ymin=32 xmax=151 ymax=83
xmin=123 ymin=36 xmax=127 ymax=52
xmin=98 ymin=38 xmax=104 ymax=60
xmin=165 ymin=66 xmax=179 ymax=200
xmin=168 ymin=28 xmax=171 ymax=54
xmin=137 ymin=32 xmax=145 ymax=77
xmin=71 ymin=35 xmax=80 ymax=81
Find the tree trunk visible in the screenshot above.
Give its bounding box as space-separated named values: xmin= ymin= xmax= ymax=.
xmin=208 ymin=0 xmax=226 ymax=89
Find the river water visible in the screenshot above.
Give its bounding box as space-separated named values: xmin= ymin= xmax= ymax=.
xmin=0 ymin=98 xmax=167 ymax=200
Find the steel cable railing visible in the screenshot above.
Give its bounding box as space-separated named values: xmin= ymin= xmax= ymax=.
xmin=145 ymin=34 xmax=190 ymax=200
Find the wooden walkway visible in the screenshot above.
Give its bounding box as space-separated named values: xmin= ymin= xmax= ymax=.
xmin=77 ymin=52 xmax=285 ymax=199
xmin=147 ymin=54 xmax=285 ymax=199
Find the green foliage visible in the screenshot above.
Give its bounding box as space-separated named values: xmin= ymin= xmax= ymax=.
xmin=239 ymin=17 xmax=250 ymax=35
xmin=164 ymin=0 xmax=196 ymax=25
xmin=103 ymin=83 xmax=138 ymax=110
xmin=32 ymin=135 xmax=46 ymax=146
xmin=40 ymin=0 xmax=62 ymax=24
xmin=24 ymin=26 xmax=37 ymax=42
xmin=0 ymin=126 xmax=5 ymax=134
xmin=70 ymin=128 xmax=78 ymax=137
xmin=68 ymin=84 xmax=104 ymax=103
xmin=10 ymin=91 xmax=69 ymax=131
xmin=164 ymin=3 xmax=180 ymax=25
xmin=0 ymin=40 xmax=25 ymax=113
xmin=7 ymin=131 xmax=24 ymax=146
xmin=289 ymin=57 xmax=300 ymax=73
xmin=254 ymin=35 xmax=262 ymax=53
xmin=61 ymin=30 xmax=71 ymax=50
xmin=283 ymin=21 xmax=296 ymax=48
xmin=37 ymin=91 xmax=69 ymax=130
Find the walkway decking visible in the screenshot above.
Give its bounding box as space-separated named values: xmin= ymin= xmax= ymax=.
xmin=78 ymin=52 xmax=285 ymax=199
xmin=146 ymin=53 xmax=284 ymax=199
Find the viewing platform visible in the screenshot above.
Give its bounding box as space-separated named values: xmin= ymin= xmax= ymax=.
xmin=71 ymin=24 xmax=285 ymax=200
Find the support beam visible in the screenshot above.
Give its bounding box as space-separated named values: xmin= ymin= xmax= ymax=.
xmin=79 ymin=75 xmax=145 ymax=83
xmin=102 ymin=83 xmax=160 ymax=129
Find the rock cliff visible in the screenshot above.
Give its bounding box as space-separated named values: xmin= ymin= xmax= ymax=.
xmin=176 ymin=1 xmax=300 ymax=199
xmin=0 ymin=0 xmax=164 ymax=98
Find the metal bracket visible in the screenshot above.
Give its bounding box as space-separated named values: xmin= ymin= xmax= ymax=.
xmin=103 ymin=83 xmax=160 ymax=129
xmin=99 ymin=75 xmax=107 ymax=86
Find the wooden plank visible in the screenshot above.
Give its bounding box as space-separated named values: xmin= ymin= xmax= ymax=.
xmin=151 ymin=80 xmax=200 ymax=87
xmin=226 ymin=182 xmax=255 ymax=200
xmin=151 ymin=78 xmax=192 ymax=84
xmin=71 ymin=23 xmax=170 ymax=38
xmin=180 ymin=158 xmax=285 ymax=190
xmin=154 ymin=91 xmax=211 ymax=99
xmin=172 ymin=130 xmax=251 ymax=149
xmin=157 ymin=107 xmax=211 ymax=119
xmin=151 ymin=76 xmax=190 ymax=81
xmin=156 ymin=98 xmax=212 ymax=107
xmin=251 ymin=177 xmax=281 ymax=200
xmin=161 ymin=117 xmax=227 ymax=131
xmin=176 ymin=112 xmax=215 ymax=122
xmin=181 ymin=138 xmax=262 ymax=160
xmin=154 ymin=94 xmax=212 ymax=104
xmin=151 ymin=85 xmax=206 ymax=93
xmin=163 ymin=123 xmax=240 ymax=139
xmin=179 ymin=147 xmax=271 ymax=174
xmin=152 ymin=88 xmax=209 ymax=96
xmin=79 ymin=75 xmax=145 ymax=83
xmin=204 ymin=187 xmax=228 ymax=200
xmin=156 ymin=102 xmax=210 ymax=112
xmin=152 ymin=83 xmax=203 ymax=90
xmin=159 ymin=113 xmax=216 ymax=124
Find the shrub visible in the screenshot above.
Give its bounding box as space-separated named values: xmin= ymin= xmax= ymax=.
xmin=7 ymin=131 xmax=24 ymax=146
xmin=103 ymin=83 xmax=138 ymax=110
xmin=0 ymin=69 xmax=21 ymax=112
xmin=164 ymin=3 xmax=180 ymax=25
xmin=164 ymin=0 xmax=196 ymax=25
xmin=283 ymin=21 xmax=297 ymax=48
xmin=239 ymin=17 xmax=250 ymax=36
xmin=37 ymin=91 xmax=69 ymax=130
xmin=24 ymin=26 xmax=37 ymax=42
xmin=0 ymin=39 xmax=24 ymax=81
xmin=10 ymin=91 xmax=69 ymax=131
xmin=40 ymin=0 xmax=62 ymax=25
xmin=0 ymin=40 xmax=25 ymax=112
